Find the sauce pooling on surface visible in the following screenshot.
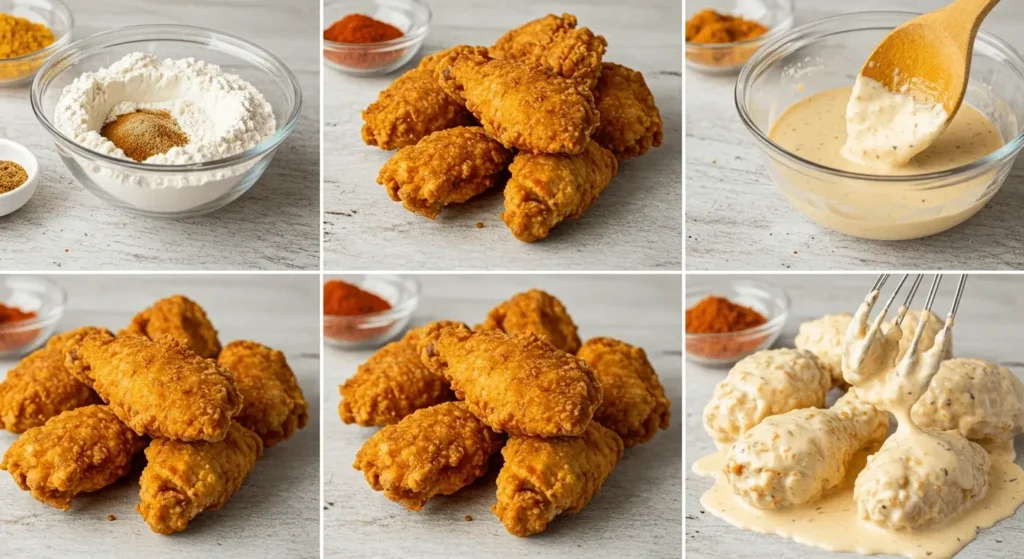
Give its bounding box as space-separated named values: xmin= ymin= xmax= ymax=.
xmin=770 ymin=87 xmax=1003 ymax=176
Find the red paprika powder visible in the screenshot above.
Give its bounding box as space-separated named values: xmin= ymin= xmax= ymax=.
xmin=324 ymin=14 xmax=405 ymax=69
xmin=686 ymin=295 xmax=769 ymax=360
xmin=323 ymin=280 xmax=394 ymax=343
xmin=0 ymin=302 xmax=39 ymax=351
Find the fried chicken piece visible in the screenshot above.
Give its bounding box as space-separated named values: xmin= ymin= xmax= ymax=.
xmin=501 ymin=141 xmax=618 ymax=242
xmin=490 ymin=13 xmax=607 ymax=89
xmin=855 ymin=429 xmax=990 ymax=530
xmin=418 ymin=323 xmax=602 ymax=437
xmin=725 ymin=392 xmax=889 ymax=509
xmin=592 ymin=63 xmax=663 ymax=159
xmin=703 ymin=348 xmax=831 ymax=446
xmin=911 ymin=358 xmax=1024 ymax=442
xmin=119 ymin=295 xmax=221 ymax=359
xmin=137 ymin=422 xmax=263 ymax=534
xmin=0 ymin=327 xmax=107 ymax=433
xmin=217 ymin=341 xmax=308 ymax=448
xmin=339 ymin=321 xmax=458 ymax=427
xmin=795 ymin=312 xmax=853 ymax=388
xmin=377 ymin=127 xmax=512 ymax=219
xmin=435 ymin=53 xmax=599 ymax=154
xmin=493 ymin=422 xmax=623 ymax=536
xmin=576 ymin=337 xmax=671 ymax=447
xmin=362 ymin=45 xmax=490 ymax=150
xmin=476 ymin=289 xmax=581 ymax=353
xmin=353 ymin=401 xmax=502 ymax=511
xmin=63 ymin=329 xmax=242 ymax=442
xmin=0 ymin=405 xmax=146 ymax=510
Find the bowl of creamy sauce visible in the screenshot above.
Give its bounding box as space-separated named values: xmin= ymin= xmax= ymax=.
xmin=736 ymin=12 xmax=1024 ymax=241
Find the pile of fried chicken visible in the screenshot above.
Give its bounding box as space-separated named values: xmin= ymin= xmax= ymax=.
xmin=0 ymin=295 xmax=308 ymax=535
xmin=339 ymin=289 xmax=672 ymax=536
xmin=363 ymin=13 xmax=664 ymax=242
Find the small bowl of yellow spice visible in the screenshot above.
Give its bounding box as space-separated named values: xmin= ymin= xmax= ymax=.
xmin=0 ymin=0 xmax=73 ymax=86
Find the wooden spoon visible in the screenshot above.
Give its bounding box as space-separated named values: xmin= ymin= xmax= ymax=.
xmin=860 ymin=0 xmax=1000 ymax=118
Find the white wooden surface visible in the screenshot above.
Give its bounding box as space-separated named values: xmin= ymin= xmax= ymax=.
xmin=324 ymin=274 xmax=683 ymax=558
xmin=323 ymin=1 xmax=683 ymax=271
xmin=685 ymin=274 xmax=1024 ymax=558
xmin=0 ymin=0 xmax=320 ymax=271
xmin=0 ymin=275 xmax=320 ymax=557
xmin=686 ymin=1 xmax=1024 ymax=271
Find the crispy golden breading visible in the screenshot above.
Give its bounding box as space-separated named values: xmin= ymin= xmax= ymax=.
xmin=501 ymin=141 xmax=618 ymax=242
xmin=435 ymin=53 xmax=598 ymax=155
xmin=339 ymin=322 xmax=459 ymax=427
xmin=362 ymin=45 xmax=490 ymax=150
xmin=353 ymin=402 xmax=502 ymax=511
xmin=0 ymin=328 xmax=107 ymax=433
xmin=490 ymin=13 xmax=607 ymax=89
xmin=119 ymin=295 xmax=221 ymax=359
xmin=0 ymin=405 xmax=146 ymax=510
xmin=63 ymin=330 xmax=242 ymax=442
xmin=592 ymin=63 xmax=663 ymax=159
xmin=577 ymin=337 xmax=671 ymax=447
xmin=418 ymin=323 xmax=602 ymax=437
xmin=137 ymin=422 xmax=263 ymax=535
xmin=217 ymin=340 xmax=308 ymax=448
xmin=377 ymin=127 xmax=513 ymax=219
xmin=493 ymin=422 xmax=623 ymax=536
xmin=476 ymin=289 xmax=581 ymax=353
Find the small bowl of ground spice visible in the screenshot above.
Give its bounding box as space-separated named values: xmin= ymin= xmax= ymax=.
xmin=686 ymin=279 xmax=789 ymax=366
xmin=0 ymin=275 xmax=65 ymax=358
xmin=324 ymin=275 xmax=419 ymax=349
xmin=0 ymin=138 xmax=39 ymax=216
xmin=323 ymin=0 xmax=431 ymax=75
xmin=685 ymin=0 xmax=793 ymax=74
xmin=0 ymin=0 xmax=73 ymax=85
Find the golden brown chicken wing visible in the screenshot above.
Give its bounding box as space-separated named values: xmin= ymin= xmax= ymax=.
xmin=0 ymin=327 xmax=106 ymax=433
xmin=353 ymin=401 xmax=502 ymax=511
xmin=63 ymin=329 xmax=242 ymax=442
xmin=362 ymin=45 xmax=490 ymax=150
xmin=418 ymin=323 xmax=602 ymax=437
xmin=501 ymin=141 xmax=618 ymax=242
xmin=577 ymin=337 xmax=671 ymax=446
xmin=137 ymin=422 xmax=263 ymax=534
xmin=435 ymin=53 xmax=598 ymax=155
xmin=490 ymin=13 xmax=607 ymax=89
xmin=377 ymin=127 xmax=513 ymax=219
xmin=476 ymin=289 xmax=581 ymax=353
xmin=0 ymin=405 xmax=146 ymax=510
xmin=592 ymin=63 xmax=663 ymax=159
xmin=217 ymin=340 xmax=308 ymax=448
xmin=493 ymin=422 xmax=623 ymax=536
xmin=119 ymin=295 xmax=221 ymax=359
xmin=339 ymin=321 xmax=459 ymax=427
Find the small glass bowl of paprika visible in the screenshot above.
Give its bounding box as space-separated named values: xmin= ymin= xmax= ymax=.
xmin=0 ymin=275 xmax=65 ymax=359
xmin=685 ymin=279 xmax=789 ymax=367
xmin=323 ymin=275 xmax=420 ymax=349
xmin=323 ymin=0 xmax=431 ymax=76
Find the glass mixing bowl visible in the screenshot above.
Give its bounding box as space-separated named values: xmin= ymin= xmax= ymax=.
xmin=323 ymin=0 xmax=430 ymax=76
xmin=685 ymin=0 xmax=794 ymax=75
xmin=30 ymin=25 xmax=302 ymax=218
xmin=736 ymin=12 xmax=1024 ymax=241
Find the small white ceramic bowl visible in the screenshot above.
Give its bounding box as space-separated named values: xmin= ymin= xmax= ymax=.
xmin=0 ymin=139 xmax=39 ymax=217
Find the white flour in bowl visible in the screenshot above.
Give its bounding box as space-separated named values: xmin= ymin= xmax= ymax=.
xmin=52 ymin=52 xmax=280 ymax=214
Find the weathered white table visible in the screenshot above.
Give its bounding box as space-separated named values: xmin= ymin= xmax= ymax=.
xmin=0 ymin=0 xmax=319 ymax=271
xmin=0 ymin=275 xmax=320 ymax=557
xmin=324 ymin=274 xmax=683 ymax=557
xmin=686 ymin=1 xmax=1024 ymax=271
xmin=323 ymin=1 xmax=682 ymax=271
xmin=686 ymin=274 xmax=1024 ymax=558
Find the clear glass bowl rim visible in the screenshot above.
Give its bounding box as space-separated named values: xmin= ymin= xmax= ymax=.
xmin=0 ymin=0 xmax=74 ymax=63
xmin=323 ymin=275 xmax=421 ymax=324
xmin=29 ymin=24 xmax=303 ymax=172
xmin=322 ymin=0 xmax=431 ymax=49
xmin=735 ymin=10 xmax=1024 ymax=184
xmin=685 ymin=280 xmax=791 ymax=340
xmin=684 ymin=0 xmax=795 ymax=49
xmin=0 ymin=275 xmax=67 ymax=333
